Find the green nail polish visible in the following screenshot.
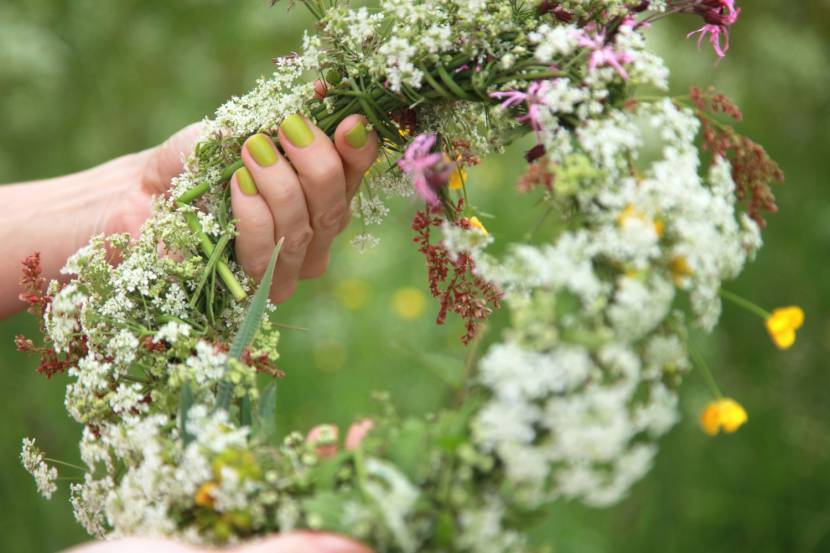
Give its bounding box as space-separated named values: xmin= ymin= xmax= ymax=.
xmin=345 ymin=120 xmax=368 ymax=149
xmin=235 ymin=167 xmax=257 ymax=196
xmin=280 ymin=114 xmax=315 ymax=148
xmin=247 ymin=134 xmax=278 ymax=167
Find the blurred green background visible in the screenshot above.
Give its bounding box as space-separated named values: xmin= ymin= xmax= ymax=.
xmin=1 ymin=1 xmax=828 ymax=551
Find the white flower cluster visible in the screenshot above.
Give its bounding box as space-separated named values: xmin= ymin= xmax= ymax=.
xmin=23 ymin=1 xmax=768 ymax=551
xmin=20 ymin=438 xmax=58 ymax=500
xmin=468 ymin=96 xmax=760 ymax=506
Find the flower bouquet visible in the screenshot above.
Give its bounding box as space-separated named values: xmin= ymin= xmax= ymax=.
xmin=19 ymin=1 xmax=799 ymax=551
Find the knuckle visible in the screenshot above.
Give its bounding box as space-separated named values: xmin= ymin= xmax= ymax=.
xmin=306 ymin=158 xmax=343 ymax=185
xmin=283 ymin=225 xmax=314 ymax=254
xmin=244 ymin=257 xmax=269 ymax=282
xmin=315 ymin=202 xmax=348 ymax=230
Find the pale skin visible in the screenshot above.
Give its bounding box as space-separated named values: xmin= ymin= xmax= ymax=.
xmin=0 ymin=111 xmax=380 ymax=317
xmin=0 ymin=113 xmax=379 ymax=551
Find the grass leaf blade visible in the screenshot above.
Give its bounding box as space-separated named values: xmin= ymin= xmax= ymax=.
xmin=216 ymin=239 xmax=284 ymax=412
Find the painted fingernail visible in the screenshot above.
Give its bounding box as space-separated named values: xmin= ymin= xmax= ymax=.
xmin=345 ymin=120 xmax=368 ymax=149
xmin=247 ymin=133 xmax=278 ymax=167
xmin=235 ymin=167 xmax=257 ymax=196
xmin=280 ymin=114 xmax=315 ymax=148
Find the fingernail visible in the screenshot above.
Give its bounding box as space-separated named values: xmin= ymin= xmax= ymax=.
xmin=247 ymin=133 xmax=278 ymax=167
xmin=280 ymin=114 xmax=315 ymax=148
xmin=235 ymin=167 xmax=257 ymax=196
xmin=345 ymin=120 xmax=368 ymax=149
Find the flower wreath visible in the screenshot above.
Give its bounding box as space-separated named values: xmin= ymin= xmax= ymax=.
xmin=19 ymin=1 xmax=800 ymax=551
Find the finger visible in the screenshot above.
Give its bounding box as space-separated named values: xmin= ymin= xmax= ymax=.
xmin=240 ymin=133 xmax=313 ymax=303
xmin=230 ymin=168 xmax=276 ymax=282
xmin=278 ymin=115 xmax=348 ymax=279
xmin=232 ymin=533 xmax=373 ymax=553
xmin=332 ymin=115 xmax=380 ymax=201
xmin=66 ymin=538 xmax=197 ymax=553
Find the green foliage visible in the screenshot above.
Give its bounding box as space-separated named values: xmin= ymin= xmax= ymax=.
xmin=1 ymin=1 xmax=829 ymax=552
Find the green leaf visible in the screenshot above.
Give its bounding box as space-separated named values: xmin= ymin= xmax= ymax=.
xmin=179 ymin=381 xmax=195 ymax=446
xmin=189 ymin=232 xmax=232 ymax=309
xmin=216 ymin=239 xmax=284 ymax=412
xmin=387 ymin=418 xmax=429 ymax=480
xmin=240 ymin=395 xmax=252 ymax=428
xmin=256 ymin=381 xmax=278 ymax=441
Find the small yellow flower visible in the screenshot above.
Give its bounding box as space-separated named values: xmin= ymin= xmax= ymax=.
xmin=195 ymin=482 xmax=218 ymax=508
xmin=765 ymin=306 xmax=805 ymax=350
xmin=468 ymin=216 xmax=489 ymax=235
xmin=700 ymin=398 xmax=748 ymax=436
xmin=618 ymin=204 xmax=664 ymax=237
xmin=334 ymin=278 xmax=370 ymax=311
xmin=392 ymin=287 xmax=426 ymax=320
xmin=448 ymin=167 xmax=468 ymax=190
xmin=670 ymin=256 xmax=694 ymax=286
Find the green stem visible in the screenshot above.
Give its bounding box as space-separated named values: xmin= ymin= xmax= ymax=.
xmin=689 ymin=345 xmax=722 ymax=399
xmin=183 ymin=211 xmax=247 ymax=302
xmin=719 ymin=288 xmax=771 ymax=319
xmin=44 ymin=458 xmax=86 ymax=471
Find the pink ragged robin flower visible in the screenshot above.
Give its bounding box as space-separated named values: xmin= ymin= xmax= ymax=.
xmin=398 ymin=134 xmax=454 ymax=206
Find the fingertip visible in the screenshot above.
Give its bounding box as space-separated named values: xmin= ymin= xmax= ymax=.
xmin=335 ymin=116 xmax=379 ymax=166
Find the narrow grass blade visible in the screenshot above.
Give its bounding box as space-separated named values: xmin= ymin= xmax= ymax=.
xmin=179 ymin=381 xmax=195 ymax=446
xmin=256 ymin=381 xmax=278 ymax=441
xmin=216 ymin=239 xmax=284 ymax=412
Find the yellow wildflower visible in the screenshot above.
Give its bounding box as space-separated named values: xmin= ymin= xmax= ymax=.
xmin=618 ymin=204 xmax=664 ymax=237
xmin=765 ymin=306 xmax=805 ymax=350
xmin=448 ymin=167 xmax=468 ymax=190
xmin=392 ymin=287 xmax=426 ymax=320
xmin=468 ymin=216 xmax=489 ymax=235
xmin=700 ymin=398 xmax=748 ymax=436
xmin=670 ymin=256 xmax=694 ymax=286
xmin=334 ymin=278 xmax=370 ymax=311
xmin=195 ymin=482 xmax=218 ymax=508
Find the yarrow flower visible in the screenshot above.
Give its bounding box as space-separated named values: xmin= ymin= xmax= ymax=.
xmin=766 ymin=306 xmax=805 ymax=350
xmin=700 ymin=398 xmax=748 ymax=435
xmin=20 ymin=438 xmax=59 ymax=499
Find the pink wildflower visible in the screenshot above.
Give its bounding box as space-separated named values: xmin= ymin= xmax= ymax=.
xmin=682 ymin=0 xmax=741 ymax=58
xmin=398 ymin=134 xmax=453 ymax=206
xmin=345 ymin=419 xmax=374 ymax=450
xmin=306 ymin=420 xmax=374 ymax=459
xmin=577 ymin=31 xmax=634 ymax=80
xmin=490 ymin=81 xmax=548 ymax=142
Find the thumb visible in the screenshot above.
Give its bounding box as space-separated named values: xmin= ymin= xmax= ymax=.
xmin=141 ymin=122 xmax=205 ymax=195
xmin=231 ymin=533 xmax=373 ymax=553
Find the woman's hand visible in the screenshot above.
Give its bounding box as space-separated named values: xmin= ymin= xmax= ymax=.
xmin=114 ymin=114 xmax=379 ymax=303
xmin=229 ymin=114 xmax=378 ymax=302
xmin=67 ymin=533 xmax=372 ymax=553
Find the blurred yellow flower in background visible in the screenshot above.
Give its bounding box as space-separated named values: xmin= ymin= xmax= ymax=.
xmin=334 ymin=278 xmax=370 ymax=311
xmin=766 ymin=306 xmax=805 ymax=350
xmin=392 ymin=287 xmax=426 ymax=320
xmin=700 ymin=398 xmax=748 ymax=436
